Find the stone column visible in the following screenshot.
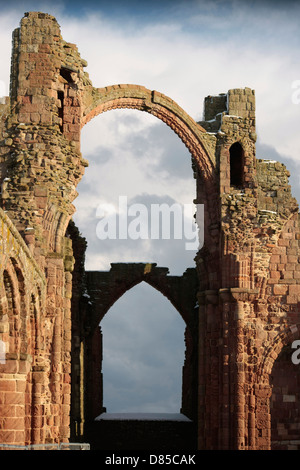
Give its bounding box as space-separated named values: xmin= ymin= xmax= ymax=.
xmin=233 ymin=301 xmax=246 ymax=449
xmin=45 ymin=255 xmax=72 ymax=443
xmin=254 ymin=383 xmax=272 ymax=450
xmin=30 ymin=365 xmax=46 ymax=444
xmin=219 ymin=293 xmax=231 ymax=449
xmin=219 ymin=289 xmax=253 ymax=450
xmin=197 ymin=289 xmax=222 ymax=449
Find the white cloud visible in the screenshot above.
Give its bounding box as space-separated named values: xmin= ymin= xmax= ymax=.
xmin=1 ymin=3 xmax=299 ymax=162
xmin=54 ymin=5 xmax=300 ymax=165
xmin=75 ymin=110 xmax=197 ymax=274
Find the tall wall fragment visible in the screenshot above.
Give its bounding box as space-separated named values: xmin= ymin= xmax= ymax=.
xmin=0 ymin=12 xmax=299 ymax=450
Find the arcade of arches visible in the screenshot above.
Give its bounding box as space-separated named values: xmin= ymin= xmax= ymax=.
xmin=0 ymin=12 xmax=300 ymax=450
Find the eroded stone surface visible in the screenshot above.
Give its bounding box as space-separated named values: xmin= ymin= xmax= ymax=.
xmin=0 ymin=11 xmax=300 ymax=450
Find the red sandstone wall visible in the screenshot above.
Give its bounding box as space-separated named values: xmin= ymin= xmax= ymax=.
xmin=0 ymin=208 xmax=45 ymax=444
xmin=0 ymin=11 xmax=300 ymax=450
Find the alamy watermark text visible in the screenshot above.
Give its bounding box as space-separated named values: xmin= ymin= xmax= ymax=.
xmin=95 ymin=196 xmax=204 ymax=251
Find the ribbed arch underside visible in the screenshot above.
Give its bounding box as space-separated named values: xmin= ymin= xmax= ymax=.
xmin=82 ymin=84 xmax=216 ymax=188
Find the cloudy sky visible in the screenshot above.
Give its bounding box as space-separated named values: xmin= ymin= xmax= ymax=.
xmin=0 ymin=0 xmax=299 ymax=415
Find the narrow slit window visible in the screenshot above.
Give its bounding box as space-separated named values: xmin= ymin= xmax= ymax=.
xmin=230 ymin=142 xmax=244 ymax=188
xmin=60 ymin=67 xmax=74 ymax=84
xmin=58 ymin=91 xmax=64 ymax=133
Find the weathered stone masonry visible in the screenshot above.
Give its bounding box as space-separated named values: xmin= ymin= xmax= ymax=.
xmin=0 ymin=11 xmax=300 ymax=449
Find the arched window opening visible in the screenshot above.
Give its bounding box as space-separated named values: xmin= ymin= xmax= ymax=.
xmin=230 ymin=142 xmax=244 ymax=188
xmin=3 ymin=270 xmax=15 ymax=311
xmin=3 ymin=270 xmax=17 ymax=354
xmin=30 ymin=294 xmax=38 ymax=358
xmin=11 ymin=261 xmax=27 ymax=356
xmin=73 ymin=109 xmax=197 ymax=275
xmin=70 ymin=108 xmax=198 ymax=439
xmin=270 ymin=344 xmax=300 ymax=450
xmin=100 ymin=281 xmax=185 ymax=414
xmin=57 ymin=91 xmax=64 ymax=132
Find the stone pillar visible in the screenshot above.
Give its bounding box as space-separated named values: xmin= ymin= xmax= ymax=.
xmin=248 ymin=391 xmax=256 ymax=449
xmin=61 ymin=270 xmax=72 ymax=442
xmin=233 ymin=301 xmax=246 ymax=450
xmin=219 ymin=289 xmax=243 ymax=450
xmin=219 ymin=297 xmax=231 ymax=449
xmin=197 ymin=293 xmax=205 ymax=450
xmin=254 ymin=383 xmax=272 ymax=450
xmin=197 ymin=289 xmax=222 ymax=449
xmin=219 ymin=289 xmax=254 ymax=450
xmin=44 ymin=254 xmax=72 ymax=443
xmin=30 ymin=365 xmax=47 ymax=444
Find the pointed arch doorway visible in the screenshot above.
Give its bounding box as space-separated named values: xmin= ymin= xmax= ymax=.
xmin=101 ymin=281 xmax=185 ymax=414
xmin=83 ymin=273 xmax=198 ymax=450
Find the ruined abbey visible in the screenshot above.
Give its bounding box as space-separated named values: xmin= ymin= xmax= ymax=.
xmin=0 ymin=11 xmax=300 ymax=451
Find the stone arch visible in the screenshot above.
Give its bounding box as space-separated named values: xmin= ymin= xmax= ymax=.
xmin=2 ymin=262 xmax=20 ymax=356
xmin=108 ymin=278 xmax=183 ymax=324
xmin=80 ymin=85 xmax=219 ymax=245
xmin=100 ymin=281 xmax=186 ymax=411
xmin=44 ymin=205 xmax=71 ymax=254
xmin=85 ymin=264 xmax=198 ymax=333
xmin=84 ymin=264 xmax=198 ymax=422
xmin=253 ymin=324 xmax=300 ymax=450
xmin=41 ymin=85 xmax=220 ymax=257
xmin=0 ymin=263 xmax=27 ymax=445
xmin=1 ymin=269 xmax=14 ymax=355
xmin=256 ymin=325 xmax=300 ymax=386
xmin=269 ymin=340 xmax=300 ymax=449
xmin=248 ymin=325 xmax=300 ymax=450
xmin=75 ymin=93 xmax=213 ymax=305
xmin=10 ymin=258 xmax=28 ymax=356
xmin=82 ymin=85 xmax=216 ymax=185
xmin=0 ymin=210 xmax=46 ymax=446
